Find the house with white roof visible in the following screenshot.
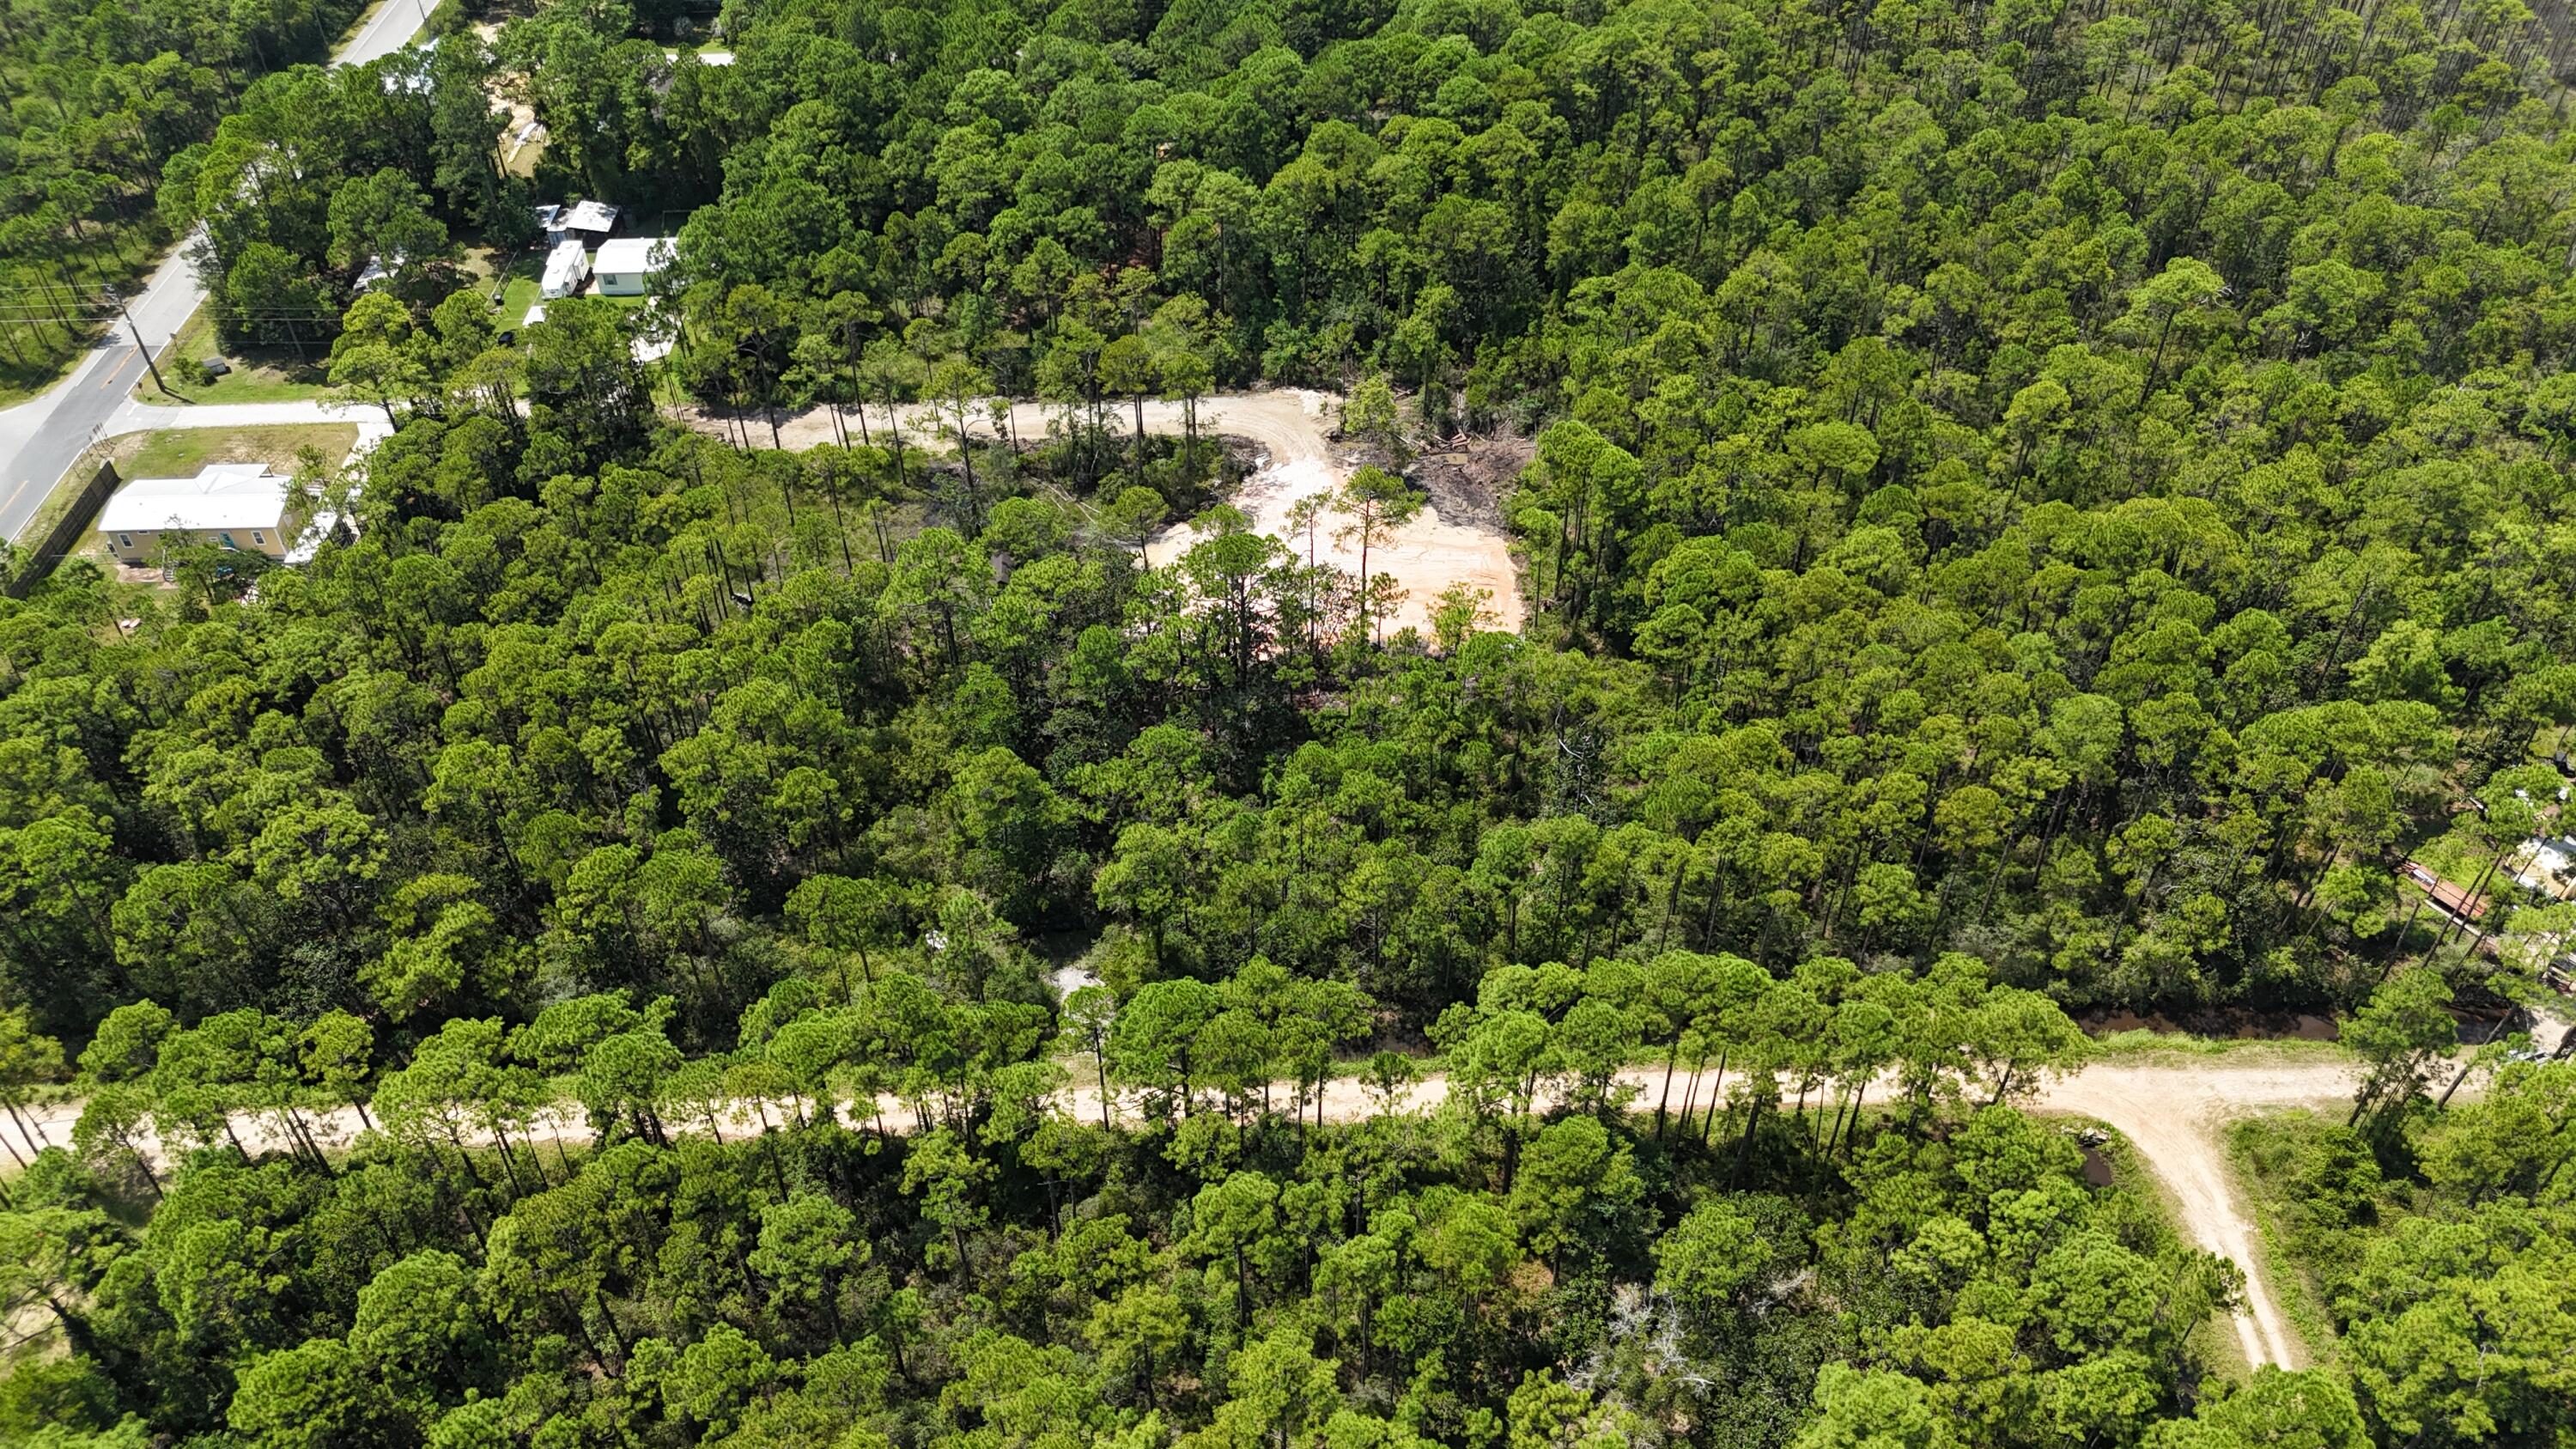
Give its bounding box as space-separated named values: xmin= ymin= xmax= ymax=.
xmin=594 ymin=236 xmax=675 ymax=295
xmin=99 ymin=463 xmax=349 ymax=566
xmin=100 ymin=465 xmax=291 ymax=562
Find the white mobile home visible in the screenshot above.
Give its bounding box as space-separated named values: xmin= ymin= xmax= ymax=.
xmin=539 ymin=239 xmax=591 ymax=299
xmin=593 ymin=237 xmax=675 ymax=295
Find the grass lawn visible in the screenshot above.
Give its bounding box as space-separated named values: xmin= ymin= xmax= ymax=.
xmin=472 ymin=247 xmax=548 ymax=327
xmin=0 ymin=357 xmax=79 ymax=411
xmin=10 ymin=457 xmax=119 ymax=584
xmin=501 ymin=274 xmax=544 ymax=327
xmin=2085 ymin=1031 xmax=2351 ymax=1065
xmin=122 ymin=423 xmax=361 ymax=480
xmin=143 ymin=306 xmax=335 ymax=405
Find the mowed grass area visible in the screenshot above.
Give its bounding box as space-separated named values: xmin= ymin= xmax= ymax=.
xmin=501 ymin=273 xmax=544 ymax=327
xmin=143 ymin=306 xmax=335 ymax=405
xmin=121 ymin=423 xmax=360 ymax=479
xmin=2084 ymin=1032 xmax=2351 ymax=1065
xmin=465 ymin=246 xmax=548 ymax=328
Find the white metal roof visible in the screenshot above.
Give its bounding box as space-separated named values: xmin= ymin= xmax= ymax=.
xmin=283 ymin=507 xmax=345 ymax=564
xmin=594 ymin=236 xmax=674 ymax=273
xmin=556 ymin=199 xmax=619 ymax=232
xmin=100 ymin=464 xmax=287 ymax=534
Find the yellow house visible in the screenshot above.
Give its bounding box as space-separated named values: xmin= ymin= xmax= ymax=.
xmin=98 ymin=463 xmax=297 ymax=563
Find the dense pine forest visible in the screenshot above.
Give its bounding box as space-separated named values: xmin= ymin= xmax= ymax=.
xmin=0 ymin=0 xmax=373 ymax=394
xmin=4 ymin=0 xmax=2576 ymax=1440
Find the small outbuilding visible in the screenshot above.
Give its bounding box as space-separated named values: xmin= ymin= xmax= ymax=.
xmin=537 ymin=199 xmax=619 ymax=248
xmin=593 ymin=236 xmax=675 ymax=295
xmin=556 ymin=199 xmax=618 ymax=236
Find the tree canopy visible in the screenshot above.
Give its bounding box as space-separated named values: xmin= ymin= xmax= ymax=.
xmin=6 ymin=0 xmax=2576 ymax=1440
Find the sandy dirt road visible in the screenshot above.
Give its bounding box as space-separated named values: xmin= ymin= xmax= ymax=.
xmin=2040 ymin=1062 xmax=2353 ymax=1367
xmin=684 ymin=390 xmax=1527 ymax=636
xmin=1280 ymin=1056 xmax=2350 ymax=1370
xmin=3 ymin=1050 xmax=2374 ymax=1367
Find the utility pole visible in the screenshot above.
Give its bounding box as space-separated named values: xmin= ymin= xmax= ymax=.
xmin=111 ymin=291 xmax=172 ymax=396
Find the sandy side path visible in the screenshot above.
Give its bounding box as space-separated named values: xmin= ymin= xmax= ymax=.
xmin=2041 ymin=1062 xmax=2354 ymax=1368
xmin=3 ymin=1050 xmax=2366 ymax=1367
xmin=682 ymin=391 xmax=1527 ymax=635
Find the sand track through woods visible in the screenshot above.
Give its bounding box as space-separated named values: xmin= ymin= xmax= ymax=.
xmin=3 ymin=1051 xmax=2390 ymax=1368
xmin=689 ymin=390 xmax=1526 ymax=636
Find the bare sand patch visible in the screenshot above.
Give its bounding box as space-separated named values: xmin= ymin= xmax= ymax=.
xmin=682 ymin=390 xmax=1528 ymax=636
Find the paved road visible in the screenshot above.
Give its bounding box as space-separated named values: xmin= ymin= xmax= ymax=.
xmin=338 ymin=0 xmax=439 ymax=68
xmin=0 ymin=0 xmax=434 ymax=543
xmin=0 ymin=247 xmax=189 ymax=541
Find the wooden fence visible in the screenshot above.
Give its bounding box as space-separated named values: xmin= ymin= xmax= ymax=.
xmin=3 ymin=459 xmax=119 ymax=599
